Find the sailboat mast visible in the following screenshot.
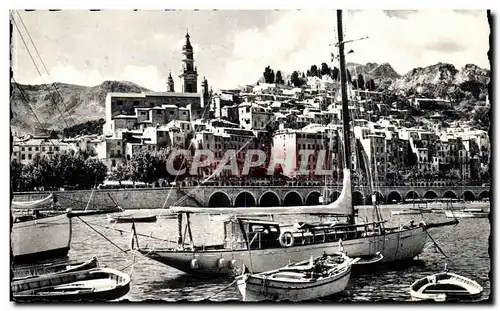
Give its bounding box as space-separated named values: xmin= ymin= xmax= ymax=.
xmin=336 ymin=10 xmax=355 ymax=224
xmin=337 ymin=11 xmax=352 ymax=171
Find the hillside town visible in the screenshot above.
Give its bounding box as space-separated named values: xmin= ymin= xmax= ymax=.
xmin=11 ymin=32 xmax=491 ymax=187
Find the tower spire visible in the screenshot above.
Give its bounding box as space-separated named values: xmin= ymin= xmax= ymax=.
xmin=167 ymin=72 xmax=175 ymax=92
xmin=179 ymin=31 xmax=198 ymax=93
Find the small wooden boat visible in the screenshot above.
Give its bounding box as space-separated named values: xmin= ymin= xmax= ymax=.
xmin=236 ymin=252 xmax=359 ymax=302
xmin=410 ymin=270 xmax=483 ymax=302
xmin=352 ymin=252 xmax=383 ymax=266
xmin=12 ymin=267 xmax=131 ymax=302
xmin=390 ymin=210 xmax=422 ymax=216
xmin=12 ymin=257 xmax=99 ymax=281
xmin=107 ymin=214 xmax=157 ymax=223
xmin=445 ymin=210 xmax=489 ymax=219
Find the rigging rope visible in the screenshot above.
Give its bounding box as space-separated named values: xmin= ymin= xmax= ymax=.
xmin=76 ymin=216 xmax=128 ymax=254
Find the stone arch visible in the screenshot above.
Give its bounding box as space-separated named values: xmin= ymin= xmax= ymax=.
xmin=234 ymin=191 xmax=256 ymax=207
xmin=208 ymin=192 xmax=231 ymax=207
xmin=443 ymin=190 xmax=457 ymax=199
xmin=305 ymin=191 xmax=321 ymax=206
xmin=259 ymin=191 xmax=281 ymax=207
xmin=283 ymin=191 xmax=303 ymax=206
xmin=368 ymin=191 xmax=385 ymax=204
xmin=405 ymin=191 xmax=419 ymax=201
xmin=352 ymin=191 xmax=364 ymax=206
xmin=386 ymin=191 xmax=402 ymax=203
xmin=424 ymin=190 xmax=438 ymax=200
xmin=330 ymin=191 xmax=341 ymax=202
xmin=461 ymin=191 xmax=475 ymax=202
xmin=478 ymin=191 xmax=489 ymax=200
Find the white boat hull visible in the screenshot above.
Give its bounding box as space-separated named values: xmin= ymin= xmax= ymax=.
xmin=444 ymin=211 xmax=489 ymax=219
xmin=236 ymin=266 xmax=352 ymax=302
xmin=141 ymin=227 xmax=427 ymax=274
xmin=11 ymin=213 xmax=72 ymax=264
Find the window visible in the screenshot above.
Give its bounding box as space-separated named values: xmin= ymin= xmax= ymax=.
xmin=55 ymin=147 xmax=59 ymax=151
xmin=133 ymin=101 xmax=140 ymax=106
xmin=28 ymin=147 xmax=32 ymax=151
xmin=117 ymin=150 xmax=121 ymax=156
xmin=21 ymin=154 xmax=25 ymax=160
xmin=42 ymin=147 xmax=45 ymax=151
xmin=117 ymin=141 xmax=121 ymax=146
xmin=140 ymin=111 xmax=146 ymax=116
xmin=110 ymin=150 xmax=115 ymax=157
xmin=127 ymin=155 xmax=131 ymax=160
xmin=111 ymin=160 xmax=116 ymax=167
xmin=21 ymin=147 xmax=25 ymax=151
xmin=117 ymin=100 xmax=123 ymax=105
xmin=28 ymin=154 xmax=32 ymax=160
xmin=157 ymin=110 xmax=162 ymax=115
xmin=35 ymin=147 xmax=39 ymax=151
xmin=49 ymin=147 xmax=52 ymax=152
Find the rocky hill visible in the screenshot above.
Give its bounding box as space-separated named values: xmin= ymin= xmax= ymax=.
xmin=10 ymin=80 xmax=150 ymax=134
xmin=389 ymin=63 xmax=490 ymax=100
xmin=347 ymin=62 xmax=401 ymax=80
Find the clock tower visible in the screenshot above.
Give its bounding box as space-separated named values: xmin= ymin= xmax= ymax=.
xmin=179 ymin=31 xmax=198 ymax=93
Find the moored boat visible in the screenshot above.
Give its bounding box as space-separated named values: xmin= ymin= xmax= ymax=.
xmin=444 ymin=210 xmax=489 ymax=219
xmin=236 ymin=251 xmax=359 ymax=301
xmin=107 ymin=214 xmax=157 ymax=223
xmin=12 ymin=257 xmax=99 ymax=281
xmin=12 ymin=267 xmax=131 ymax=302
xmin=390 ymin=210 xmax=424 ymax=216
xmin=410 ymin=269 xmax=483 ymax=302
xmin=11 ymin=212 xmax=72 ymax=264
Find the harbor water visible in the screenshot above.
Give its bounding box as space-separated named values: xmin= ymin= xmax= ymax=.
xmin=66 ymin=204 xmax=491 ymax=302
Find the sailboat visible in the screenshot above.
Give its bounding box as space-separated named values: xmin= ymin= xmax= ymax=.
xmin=132 ymin=10 xmax=458 ymax=275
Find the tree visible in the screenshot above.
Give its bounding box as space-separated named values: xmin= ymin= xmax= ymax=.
xmin=357 ymin=74 xmax=365 ymax=90
xmin=84 ymin=157 xmax=108 ymax=188
xmin=366 ymin=79 xmax=376 ymax=91
xmin=320 ymin=63 xmax=330 ymax=77
xmin=290 ymin=71 xmax=304 ymax=87
xmin=275 ymin=70 xmax=285 ymax=85
xmin=331 ymin=67 xmax=340 ymax=80
xmin=129 ymin=151 xmax=158 ymax=185
xmin=263 ymin=66 xmax=275 ymax=84
xmin=109 ymin=163 xmax=130 ymax=185
xmin=309 ymin=65 xmax=319 ymax=77
xmin=471 ymin=106 xmax=490 ymax=130
xmin=10 ymin=159 xmax=23 ymax=192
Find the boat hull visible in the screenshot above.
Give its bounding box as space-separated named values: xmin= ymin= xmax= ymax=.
xmin=410 ymin=272 xmax=484 ymax=302
xmin=11 ymin=213 xmax=72 ymax=265
xmin=141 ymin=227 xmax=427 ymax=275
xmin=236 ymin=266 xmax=351 ymax=302
xmin=12 ymin=268 xmax=130 ymax=302
xmin=444 ymin=211 xmax=488 ymax=218
xmin=108 ymin=215 xmax=157 ymax=223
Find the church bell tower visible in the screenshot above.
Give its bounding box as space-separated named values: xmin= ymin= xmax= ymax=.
xmin=179 ymin=31 xmax=198 ymax=93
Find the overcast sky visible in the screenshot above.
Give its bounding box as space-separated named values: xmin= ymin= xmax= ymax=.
xmin=11 ymin=10 xmax=490 ymax=91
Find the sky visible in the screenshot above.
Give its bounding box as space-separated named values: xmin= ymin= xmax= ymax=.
xmin=10 ymin=10 xmax=490 ymax=91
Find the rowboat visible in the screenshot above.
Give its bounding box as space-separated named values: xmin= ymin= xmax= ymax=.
xmin=390 ymin=210 xmax=423 ymax=216
xmin=444 ymin=210 xmax=489 ymax=219
xmin=410 ymin=269 xmax=483 ymax=302
xmin=12 ymin=257 xmax=99 ymax=281
xmin=12 ymin=267 xmax=131 ymax=302
xmin=107 ymin=214 xmax=157 ymax=223
xmin=353 ymin=252 xmax=383 ymax=266
xmin=236 ymin=251 xmax=359 ymax=301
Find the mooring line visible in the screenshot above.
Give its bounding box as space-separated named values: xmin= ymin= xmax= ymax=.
xmin=76 ymin=216 xmax=129 ymax=254
xmin=201 ymin=279 xmax=238 ymax=301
